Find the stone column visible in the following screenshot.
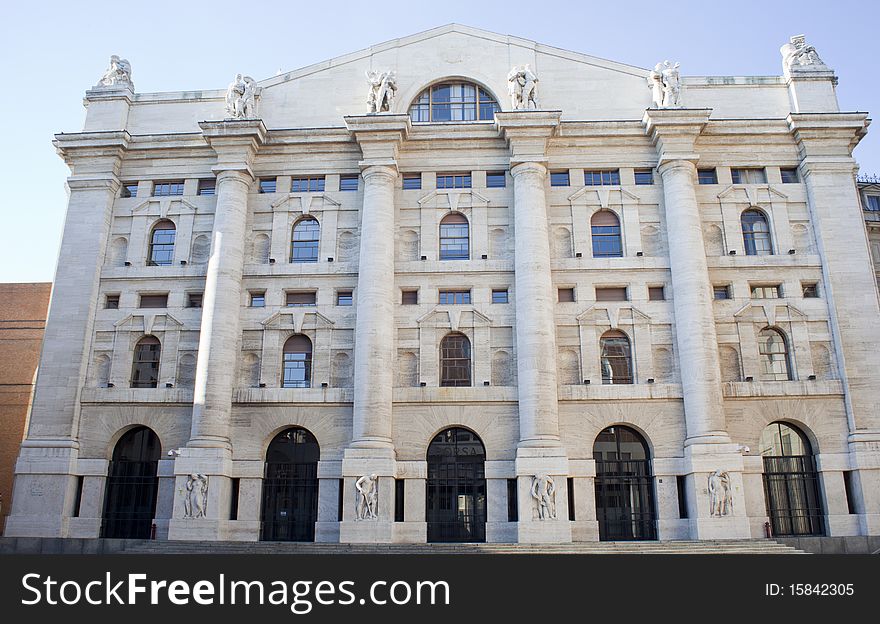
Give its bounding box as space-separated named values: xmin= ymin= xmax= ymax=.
xmin=168 ymin=120 xmax=266 ymax=541
xmin=643 ymin=108 xmax=749 ymax=540
xmin=339 ymin=114 xmax=410 ymax=543
xmin=789 ymin=112 xmax=880 ymax=534
xmin=5 ymin=131 xmax=128 ymax=538
xmin=496 ymin=111 xmax=571 ymax=543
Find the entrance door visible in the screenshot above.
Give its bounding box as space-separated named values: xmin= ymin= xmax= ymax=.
xmin=426 ymin=427 xmax=486 ymax=542
xmin=593 ymin=426 xmax=657 ymax=541
xmin=260 ymin=428 xmax=320 ymax=541
xmin=102 ymin=426 xmax=161 ymax=539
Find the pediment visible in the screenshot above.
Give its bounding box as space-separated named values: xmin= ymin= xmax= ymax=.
xmin=568 ymin=186 xmax=640 ymax=207
xmin=133 ymin=197 xmax=197 ymax=217
xmin=417 ymin=189 xmax=490 ymax=211
xmin=260 ymin=310 xmax=335 ymax=333
xmin=271 ymin=193 xmax=341 ymax=214
xmin=114 ymin=313 xmax=183 ymax=333
xmin=717 ymin=185 xmax=789 ymax=205
xmin=576 ymin=304 xmax=650 ymax=328
xmin=733 ymin=302 xmax=806 ymax=326
xmin=416 ymin=307 xmax=492 ymax=331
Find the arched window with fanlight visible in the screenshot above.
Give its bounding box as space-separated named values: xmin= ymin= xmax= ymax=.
xmin=439 ymin=213 xmax=469 ymax=260
xmin=600 ymin=330 xmax=633 ymax=384
xmin=409 ymin=82 xmax=500 ymax=122
xmin=148 ymin=220 xmax=176 ymax=266
xmin=440 ymin=332 xmax=471 ymax=387
xmin=591 ymin=211 xmax=623 ymax=258
xmin=758 ymin=327 xmax=793 ymax=381
xmin=282 ymin=335 xmax=312 ymax=388
xmin=741 ymin=209 xmax=773 ymax=256
xmin=131 ymin=336 xmax=161 ymax=388
xmin=290 ymin=217 xmax=320 ymax=263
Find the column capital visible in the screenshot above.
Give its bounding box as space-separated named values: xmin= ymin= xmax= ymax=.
xmin=510 ymin=161 xmax=548 ymax=178
xmin=199 ymin=119 xmax=267 ymax=178
xmin=642 ymin=108 xmax=711 ymax=165
xmin=344 ymin=114 xmax=410 ymax=168
xmin=495 ymin=110 xmax=561 ymax=166
xmin=787 ymin=112 xmax=869 ymax=159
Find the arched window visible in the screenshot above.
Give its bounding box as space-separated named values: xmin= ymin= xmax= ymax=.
xmin=591 ymin=211 xmax=623 ymax=258
xmin=290 ymin=217 xmax=320 ymax=263
xmin=409 ymin=82 xmax=500 ymax=122
xmin=282 ymin=335 xmax=312 ymax=388
xmin=741 ymin=209 xmax=773 ymax=256
xmin=439 ymin=213 xmax=469 ymax=260
xmin=758 ymin=328 xmax=792 ymax=381
xmin=131 ymin=336 xmax=161 ymax=388
xmin=440 ymin=332 xmax=471 ymax=387
xmin=600 ymin=330 xmax=633 ymax=384
xmin=148 ymin=220 xmax=176 ymax=266
xmin=102 ymin=426 xmax=161 ymax=538
xmin=759 ymin=422 xmax=824 ymax=536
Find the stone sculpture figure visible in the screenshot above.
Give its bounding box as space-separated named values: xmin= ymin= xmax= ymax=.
xmin=96 ymin=55 xmax=133 ymax=89
xmin=780 ymin=35 xmax=824 ymax=72
xmin=184 ymin=473 xmax=208 ymax=519
xmin=225 ymin=74 xmax=258 ymax=119
xmin=507 ymin=64 xmax=539 ymax=110
xmin=647 ymin=63 xmax=665 ymax=108
xmin=647 ymin=60 xmax=682 ymax=108
xmin=355 ymin=474 xmax=379 ymax=520
xmin=707 ymin=469 xmax=732 ymax=517
xmin=531 ymin=474 xmax=557 ymax=520
xmin=366 ymin=70 xmax=397 ymax=113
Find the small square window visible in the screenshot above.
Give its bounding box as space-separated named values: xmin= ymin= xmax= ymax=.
xmin=250 ymin=291 xmax=266 ymax=307
xmin=337 ymin=290 xmax=353 ymax=306
xmin=339 ymin=175 xmax=359 ymax=192
xmin=584 ymin=170 xmax=620 ymax=186
xmin=139 ymin=294 xmax=168 ymax=308
xmin=713 ymin=285 xmax=730 ymax=300
xmin=648 ymin=286 xmax=665 ymax=301
xmin=153 ymin=181 xmax=184 ymax=197
xmin=558 ymin=287 xmax=575 ymax=303
xmin=780 ymin=168 xmax=800 ymax=184
xmin=596 ymin=287 xmax=628 ymax=302
xmin=286 ymin=291 xmax=316 ymax=306
xmin=698 ymin=169 xmax=718 ymax=185
xmin=731 ymin=168 xmax=767 ymax=184
xmin=121 ymin=183 xmax=138 ymax=198
xmin=486 ymin=172 xmax=506 ymax=188
xmin=439 ymin=290 xmax=471 ymax=305
xmin=402 ymin=174 xmax=422 ymax=190
xmin=401 ymin=290 xmax=418 ymax=305
xmin=436 ymin=173 xmax=471 ymax=189
xmin=550 ymin=171 xmax=570 ymax=187
xmin=105 ymin=294 xmax=120 ymax=309
xmin=492 ymin=289 xmax=509 ymax=304
xmin=751 ymin=285 xmax=781 ymax=299
xmin=291 ymin=176 xmax=325 ymax=192
xmin=186 ymin=293 xmax=203 ymax=308
xmin=865 ymin=195 xmax=880 ymax=212
xmin=197 ymin=179 xmax=216 ymax=196
xmin=802 ymin=283 xmax=819 ymax=298
xmin=634 ymin=169 xmax=654 ymax=185
xmin=258 ymin=178 xmax=277 ymax=194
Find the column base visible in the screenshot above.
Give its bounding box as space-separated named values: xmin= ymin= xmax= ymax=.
xmin=682 ymin=443 xmax=751 ymax=540
xmin=167 ymin=446 xmax=234 ymax=541
xmin=339 ymin=446 xmax=397 ymax=543
xmin=339 ymin=521 xmax=395 ymax=543
xmin=514 ymin=446 xmax=572 ymax=543
xmin=4 ymin=443 xmax=79 ymax=538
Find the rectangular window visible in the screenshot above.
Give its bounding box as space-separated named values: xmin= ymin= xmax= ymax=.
xmin=291 ymin=176 xmax=325 ymax=192
xmin=153 ymin=181 xmax=185 ymax=197
xmin=402 ymin=174 xmax=422 ymax=190
xmin=648 ymin=286 xmax=665 ymax=301
xmin=339 ymin=174 xmax=359 ymax=191
xmin=186 ymin=292 xmax=203 ymax=308
xmin=596 ymin=287 xmax=628 ymax=302
xmin=567 ymin=477 xmax=576 ymax=521
xmin=72 ymin=476 xmax=84 ymax=518
xmin=634 ymin=169 xmax=654 ymax=185
xmin=751 ymin=285 xmax=781 ymax=299
xmin=436 ymin=173 xmax=471 ymax=189
xmin=105 ymin=294 xmax=120 ymax=309
xmin=139 ymin=294 xmax=168 ymax=308
xmin=337 ymin=479 xmax=344 ymax=522
xmin=697 ymin=168 xmax=718 ymax=185
xmin=486 ymin=171 xmax=506 ymax=188
xmin=584 ymin=170 xmax=621 ymax=186
xmin=780 ymin=167 xmax=800 ymax=183
xmin=492 ymin=289 xmax=509 ymax=304
xmin=229 ymin=478 xmax=240 ymax=521
xmin=121 ymin=182 xmax=139 ymax=198
xmin=394 ymin=479 xmax=405 ymax=522
xmin=677 ymin=475 xmax=689 ymax=519
xmin=866 ymin=195 xmax=880 ymax=212
xmin=258 ymin=178 xmax=277 ymax=194
xmin=401 ymin=290 xmax=418 ymax=305
xmin=713 ymin=285 xmax=731 ymax=300
xmin=731 ymin=168 xmax=767 ymax=184
xmin=843 ymin=471 xmax=858 ymax=515
xmin=802 ymin=283 xmax=819 ymax=298
xmin=550 ymin=171 xmax=570 ymax=187
xmin=336 ymin=290 xmax=353 ymax=306
xmin=558 ymin=287 xmax=575 ymax=303
xmin=507 ymin=479 xmax=518 ymax=522
xmin=286 ymin=291 xmax=316 ymax=307
xmin=197 ymin=179 xmax=216 ymax=196
xmin=439 ymin=290 xmax=471 ymax=305
xmin=249 ymin=291 xmax=266 ymax=307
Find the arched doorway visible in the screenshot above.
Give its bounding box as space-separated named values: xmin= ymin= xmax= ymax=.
xmin=593 ymin=426 xmax=657 ymax=541
xmin=760 ymin=422 xmax=825 ymax=536
xmin=426 ymin=427 xmax=486 ymax=542
xmin=260 ymin=427 xmax=320 ymax=541
xmin=101 ymin=426 xmax=161 ymax=538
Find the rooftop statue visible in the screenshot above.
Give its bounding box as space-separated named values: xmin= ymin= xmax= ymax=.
xmin=366 ymin=69 xmax=397 ymax=113
xmin=507 ymin=64 xmax=539 ymax=110
xmin=96 ymin=55 xmax=134 ymax=90
xmin=225 ymin=74 xmax=259 ymax=119
xmin=647 ymin=60 xmax=682 ymax=108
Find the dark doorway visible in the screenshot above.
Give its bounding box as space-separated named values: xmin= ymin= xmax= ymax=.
xmin=101 ymin=426 xmax=161 ymax=539
xmin=426 ymin=427 xmax=486 ymax=542
xmin=260 ymin=427 xmax=320 ymax=541
xmin=760 ymin=422 xmax=825 ymax=536
xmin=593 ymin=425 xmax=657 ymax=541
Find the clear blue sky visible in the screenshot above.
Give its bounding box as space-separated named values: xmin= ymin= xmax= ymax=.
xmin=1 ymin=0 xmax=877 ymax=283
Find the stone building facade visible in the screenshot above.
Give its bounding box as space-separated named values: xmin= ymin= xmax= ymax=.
xmin=6 ymin=25 xmax=880 ymax=543
xmin=858 ymin=178 xmax=880 ymax=289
